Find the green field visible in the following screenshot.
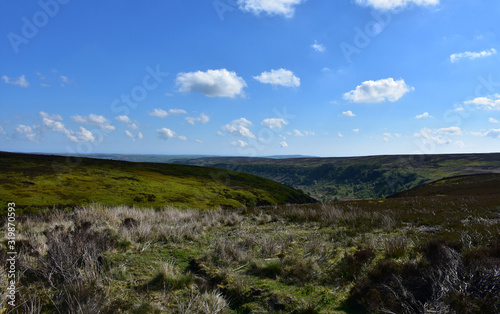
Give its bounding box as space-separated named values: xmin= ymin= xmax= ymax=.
xmin=0 ymin=151 xmax=315 ymax=213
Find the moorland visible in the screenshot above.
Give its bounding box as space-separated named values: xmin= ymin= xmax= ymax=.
xmin=0 ymin=151 xmax=499 ymax=313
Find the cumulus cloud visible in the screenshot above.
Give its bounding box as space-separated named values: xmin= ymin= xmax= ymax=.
xmin=383 ymin=133 xmax=392 ymax=142
xmin=168 ymin=109 xmax=187 ymax=115
xmin=289 ymin=129 xmax=315 ymax=137
xmin=261 ymin=118 xmax=288 ymax=129
xmin=280 ymin=141 xmax=288 ymax=148
xmin=337 ymin=132 xmax=343 ymax=138
xmin=450 ymin=48 xmax=497 ymax=63
xmin=464 ymin=94 xmax=500 ymax=110
xmin=414 ymin=126 xmax=462 ymax=145
xmin=40 ymin=112 xmax=95 ymax=142
xmin=149 ymin=108 xmax=169 ymax=118
xmin=15 ymin=125 xmax=41 ymax=142
xmin=157 ymin=128 xmax=176 ymax=140
xmin=137 ymin=132 xmax=143 ymax=140
xmin=343 ymin=110 xmax=356 ymax=117
xmin=178 ymin=135 xmax=187 ymax=141
xmin=231 ymin=140 xmax=249 ymax=148
xmin=115 ymin=115 xmax=139 ymax=130
xmin=416 ymin=112 xmax=432 ymax=119
xmin=186 ymin=113 xmax=210 ymax=125
xmin=489 ymin=118 xmax=499 ymax=124
xmin=115 ymin=115 xmax=132 ymax=124
xmin=74 ymin=127 xmax=95 ymax=142
xmin=343 ymin=78 xmax=413 ymax=103
xmin=176 ymin=69 xmax=246 ymax=98
xmin=354 ymin=0 xmax=439 ymax=10
xmin=71 ymin=114 xmax=115 ymax=131
xmin=353 ymin=129 xmax=360 ymax=134
xmin=221 ymin=118 xmax=255 ymax=138
xmin=237 ymin=0 xmax=304 ymax=18
xmin=2 ymin=74 xmax=29 ymax=88
xmin=311 ymin=40 xmax=325 ymax=52
xmin=253 ymin=69 xmax=300 ymax=87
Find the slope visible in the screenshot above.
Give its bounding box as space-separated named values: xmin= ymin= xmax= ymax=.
xmin=0 ymin=152 xmax=316 ymax=213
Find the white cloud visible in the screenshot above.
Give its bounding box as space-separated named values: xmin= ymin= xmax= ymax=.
xmin=289 ymin=129 xmax=315 ymax=137
xmin=157 ymin=128 xmax=176 ymax=140
xmin=125 ymin=130 xmax=135 ymax=141
xmin=383 ymin=132 xmax=393 ymax=142
xmin=15 ymin=125 xmax=41 ymax=142
xmin=231 ymin=140 xmax=249 ymax=148
xmin=450 ymin=48 xmax=497 ymax=63
xmin=2 ymin=75 xmax=29 ymax=88
xmin=60 ymin=75 xmax=74 ymax=87
xmin=237 ymin=0 xmax=304 ymax=18
xmin=176 ymin=69 xmax=246 ymax=97
xmin=186 ymin=113 xmax=210 ymax=125
xmin=354 ymin=0 xmax=439 ymax=10
xmin=280 ymin=141 xmax=288 ymax=148
xmin=0 ymin=125 xmax=5 ymax=135
xmin=342 ymin=110 xmax=356 ymax=117
xmin=416 ymin=112 xmax=432 ymax=119
xmin=343 ymin=78 xmax=413 ymax=103
xmin=71 ymin=114 xmax=115 ymax=131
xmin=137 ymin=132 xmax=143 ymax=140
xmin=489 ymin=118 xmax=499 ymax=124
xmin=253 ymin=68 xmax=300 ymax=87
xmin=168 ymin=109 xmax=187 ymax=115
xmin=464 ymin=94 xmax=500 ymax=111
xmin=436 ymin=126 xmax=462 ymax=136
xmin=115 ymin=115 xmax=132 ymax=124
xmin=221 ymin=118 xmax=255 ymax=138
xmin=149 ymin=108 xmax=169 ymax=118
xmin=353 ymin=129 xmax=360 ymax=134
xmin=337 ymin=132 xmax=343 ymax=138
xmin=414 ymin=126 xmax=462 ymax=145
xmin=195 ymin=139 xmax=203 ymax=143
xmin=116 ymin=115 xmax=139 ymax=130
xmin=261 ymin=118 xmax=288 ymax=130
xmin=486 ymin=129 xmax=500 ymax=138
xmin=178 ymin=135 xmax=187 ymax=141
xmin=40 ymin=112 xmax=95 ymax=142
xmin=74 ymin=127 xmax=95 ymax=142
xmin=311 ymin=40 xmax=325 ymax=52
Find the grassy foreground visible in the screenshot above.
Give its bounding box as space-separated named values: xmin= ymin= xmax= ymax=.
xmin=1 ymin=195 xmax=499 ymax=313
xmin=0 ymin=152 xmax=315 ymax=213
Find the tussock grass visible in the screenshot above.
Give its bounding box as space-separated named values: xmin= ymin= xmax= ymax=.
xmin=2 ymin=195 xmax=499 ymax=313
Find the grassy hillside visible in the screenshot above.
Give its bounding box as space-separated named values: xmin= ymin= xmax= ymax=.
xmin=166 ymin=153 xmax=500 ymax=201
xmin=0 ymin=152 xmax=315 ymax=213
xmin=3 ymin=189 xmax=499 ymax=312
xmin=389 ymin=173 xmax=500 ymax=198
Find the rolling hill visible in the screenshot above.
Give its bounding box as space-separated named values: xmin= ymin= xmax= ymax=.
xmin=388 ymin=173 xmax=500 ymax=198
xmin=164 ymin=153 xmax=500 ymax=201
xmin=0 ymin=151 xmax=316 ymax=213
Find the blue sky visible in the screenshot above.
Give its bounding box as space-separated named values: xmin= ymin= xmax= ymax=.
xmin=1 ymin=0 xmax=500 ymax=157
